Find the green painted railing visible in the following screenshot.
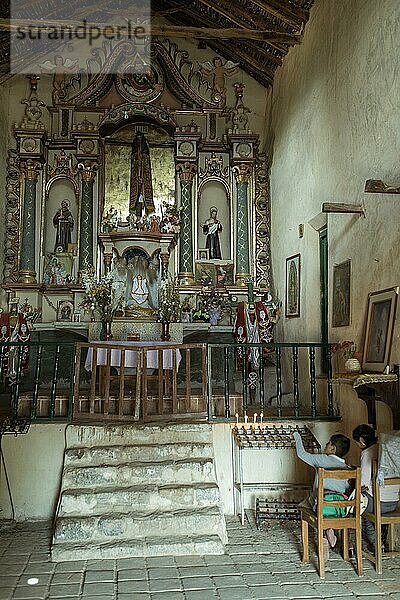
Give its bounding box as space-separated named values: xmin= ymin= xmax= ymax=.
xmin=0 ymin=341 xmax=76 ymax=421
xmin=0 ymin=340 xmax=336 ymax=423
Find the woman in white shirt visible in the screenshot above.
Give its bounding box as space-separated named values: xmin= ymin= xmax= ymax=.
xmin=353 ymin=424 xmax=399 ymax=549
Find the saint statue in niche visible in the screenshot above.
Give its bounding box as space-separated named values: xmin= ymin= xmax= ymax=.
xmin=202 ymin=206 xmax=223 ymax=259
xmin=129 ymin=132 xmax=155 ymax=218
xmin=53 ymin=199 xmax=74 ymax=252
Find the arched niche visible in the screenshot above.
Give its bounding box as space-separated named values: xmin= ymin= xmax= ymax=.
xmin=44 ymin=178 xmax=78 ymax=254
xmin=197 ymin=180 xmax=231 ymax=262
xmin=102 ymin=122 xmax=175 ymax=220
xmin=120 ymin=246 xmax=161 ymax=310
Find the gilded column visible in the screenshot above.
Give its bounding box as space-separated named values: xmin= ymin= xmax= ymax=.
xmin=78 ymin=161 xmax=98 ymax=273
xmin=18 ymin=159 xmax=42 ymax=284
xmin=176 ymin=162 xmax=197 ymax=285
xmin=233 ymin=164 xmax=252 ymax=286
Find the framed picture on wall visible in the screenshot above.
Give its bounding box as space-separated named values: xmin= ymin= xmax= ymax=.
xmin=362 ymin=287 xmax=398 ymax=372
xmin=198 ymin=248 xmax=209 ymax=260
xmin=332 ymin=259 xmax=351 ymax=327
xmin=285 ymin=253 xmax=300 ymax=318
xmin=57 ymin=300 xmax=74 ymax=322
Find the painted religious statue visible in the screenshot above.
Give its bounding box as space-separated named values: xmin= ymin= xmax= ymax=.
xmin=129 ymin=132 xmax=155 ymax=218
xmin=202 ymin=206 xmax=223 ymax=259
xmin=53 ymin=199 xmax=74 ymax=252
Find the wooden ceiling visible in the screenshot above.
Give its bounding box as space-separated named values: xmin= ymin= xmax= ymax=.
xmin=0 ymin=0 xmax=314 ymax=87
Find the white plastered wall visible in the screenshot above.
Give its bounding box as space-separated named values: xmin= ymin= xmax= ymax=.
xmin=268 ymin=0 xmax=400 ymax=364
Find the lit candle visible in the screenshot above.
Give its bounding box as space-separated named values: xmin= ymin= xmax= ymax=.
xmin=253 ymin=413 xmax=257 ymax=424
xmin=260 ymin=411 xmax=263 ymax=425
xmin=244 ymin=411 xmax=248 ymax=424
xmin=236 ymin=413 xmax=239 ymax=425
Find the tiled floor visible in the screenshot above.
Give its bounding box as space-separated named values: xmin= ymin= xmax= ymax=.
xmin=1 ymin=516 xmax=400 ymax=600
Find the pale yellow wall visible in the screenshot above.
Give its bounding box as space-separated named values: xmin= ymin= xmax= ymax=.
xmin=0 ymin=424 xmax=66 ymax=520
xmin=269 ymin=0 xmax=400 ymax=365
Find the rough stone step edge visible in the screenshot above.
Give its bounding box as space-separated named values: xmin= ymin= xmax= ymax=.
xmin=64 ymin=444 xmax=215 ymax=466
xmin=60 ymin=481 xmax=220 ymax=496
xmin=53 ymin=508 xmax=227 ymax=543
xmin=55 ymin=504 xmax=224 ymax=524
xmin=65 ymin=441 xmax=214 ymax=457
xmin=66 ymin=423 xmax=213 ymax=448
xmin=51 ymin=534 xmax=226 ymax=561
xmin=62 ymin=456 xmax=215 ymax=476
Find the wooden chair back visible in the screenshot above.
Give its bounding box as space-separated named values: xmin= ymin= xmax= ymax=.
xmin=364 ymin=460 xmax=400 ymax=573
xmin=301 ymin=466 xmax=362 ymax=578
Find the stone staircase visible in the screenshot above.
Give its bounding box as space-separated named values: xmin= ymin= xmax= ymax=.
xmin=51 ymin=423 xmax=227 ymax=561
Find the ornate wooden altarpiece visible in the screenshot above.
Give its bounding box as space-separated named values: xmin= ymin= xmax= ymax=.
xmin=2 ymin=39 xmax=272 ymax=335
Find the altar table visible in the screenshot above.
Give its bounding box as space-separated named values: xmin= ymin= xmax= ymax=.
xmin=84 ymin=340 xmax=182 ymax=372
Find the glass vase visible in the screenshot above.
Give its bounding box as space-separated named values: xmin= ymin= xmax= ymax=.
xmin=100 ymin=319 xmax=113 ymax=341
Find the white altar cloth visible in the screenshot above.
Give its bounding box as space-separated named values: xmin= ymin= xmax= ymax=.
xmin=85 ymin=340 xmax=181 ymax=371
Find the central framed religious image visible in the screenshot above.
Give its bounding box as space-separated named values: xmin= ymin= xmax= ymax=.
xmin=285 ymin=253 xmax=300 ymax=318
xmin=332 ymin=259 xmax=351 ymax=327
xmin=57 ymin=300 xmax=74 ymax=322
xmin=362 ymin=287 xmax=398 ymax=372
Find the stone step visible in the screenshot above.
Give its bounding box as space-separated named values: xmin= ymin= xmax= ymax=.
xmin=53 ymin=506 xmax=227 ymax=544
xmin=52 ymin=533 xmax=226 ymax=561
xmin=66 ymin=423 xmax=213 ymax=449
xmin=62 ymin=458 xmax=215 ymax=490
xmin=65 ymin=442 xmax=213 ymax=467
xmin=59 ymin=482 xmax=221 ymax=516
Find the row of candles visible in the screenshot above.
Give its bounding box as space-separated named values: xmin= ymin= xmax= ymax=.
xmin=235 ymin=411 xmax=264 ymax=425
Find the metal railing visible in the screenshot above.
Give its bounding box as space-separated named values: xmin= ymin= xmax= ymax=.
xmin=207 ymin=342 xmax=335 ymax=420
xmin=0 ymin=341 xmax=76 ymax=421
xmin=0 ymin=340 xmax=336 ymax=423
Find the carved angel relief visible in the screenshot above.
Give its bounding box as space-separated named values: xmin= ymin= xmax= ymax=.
xmin=199 ymin=58 xmax=239 ymax=106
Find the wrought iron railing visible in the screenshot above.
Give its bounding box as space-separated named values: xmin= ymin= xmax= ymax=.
xmin=0 ymin=341 xmax=76 ymax=421
xmin=207 ymin=342 xmax=335 ymax=421
xmin=0 ymin=340 xmax=336 ymax=423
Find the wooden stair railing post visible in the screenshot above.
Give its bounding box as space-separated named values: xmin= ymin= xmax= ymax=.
xmin=118 ymin=348 xmax=125 ymax=417
xmin=89 ymin=346 xmax=97 ymax=414
xmin=73 ymin=343 xmax=82 ymax=418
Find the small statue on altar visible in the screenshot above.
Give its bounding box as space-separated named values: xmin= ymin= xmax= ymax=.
xmin=128 ymin=274 xmax=150 ymax=308
xmin=202 ymin=206 xmax=223 ymax=259
xmin=102 ymin=206 xmax=119 ymax=232
xmin=53 ymin=199 xmax=74 ymax=252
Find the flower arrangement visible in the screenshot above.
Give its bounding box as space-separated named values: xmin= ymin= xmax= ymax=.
xmin=198 ymin=286 xmax=228 ymax=311
xmin=80 ymin=271 xmax=114 ymax=321
xmin=158 ymin=277 xmax=181 ymax=323
xmin=331 ymin=340 xmax=361 ymax=360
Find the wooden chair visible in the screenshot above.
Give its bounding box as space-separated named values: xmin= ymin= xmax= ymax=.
xmin=301 ymin=467 xmax=363 ymax=578
xmin=364 ymin=461 xmax=400 ymax=573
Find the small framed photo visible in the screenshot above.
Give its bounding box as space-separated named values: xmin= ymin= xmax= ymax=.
xmin=198 ymin=248 xmax=209 ymax=260
xmin=285 ymin=253 xmax=301 ymax=318
xmin=57 ymin=300 xmax=74 ymax=322
xmin=362 ymin=287 xmax=398 ymax=372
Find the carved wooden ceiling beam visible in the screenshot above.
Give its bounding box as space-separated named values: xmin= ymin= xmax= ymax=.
xmin=0 ymin=19 xmax=302 ymax=44
xmin=250 ymin=0 xmax=309 ymax=29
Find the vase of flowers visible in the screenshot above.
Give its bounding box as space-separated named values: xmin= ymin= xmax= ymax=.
xmin=80 ymin=271 xmax=115 ymax=340
xmin=196 ymin=286 xmax=228 ymax=325
xmin=331 ymin=340 xmax=362 ymax=373
xmin=158 ymin=277 xmax=181 ymax=340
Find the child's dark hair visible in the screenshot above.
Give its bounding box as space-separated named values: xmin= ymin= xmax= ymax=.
xmin=352 ymin=424 xmax=377 ymax=448
xmin=330 ymin=434 xmax=350 ymax=457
